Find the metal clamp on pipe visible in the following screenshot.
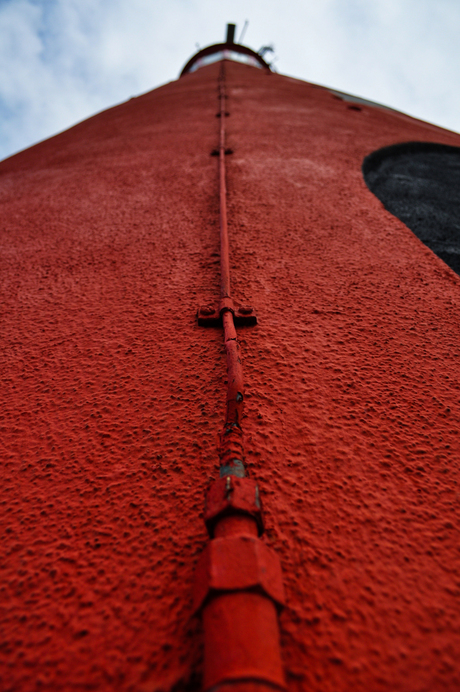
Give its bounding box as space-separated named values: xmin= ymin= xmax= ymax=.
xmin=197 ymin=302 xmax=257 ymax=327
xmin=219 ymin=296 xmax=235 ymax=314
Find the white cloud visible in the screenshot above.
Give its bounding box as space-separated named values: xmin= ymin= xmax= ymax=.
xmin=1 ymin=0 xmax=460 ymax=161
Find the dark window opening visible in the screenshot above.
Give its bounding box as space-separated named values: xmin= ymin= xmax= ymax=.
xmin=362 ymin=142 xmax=460 ymax=277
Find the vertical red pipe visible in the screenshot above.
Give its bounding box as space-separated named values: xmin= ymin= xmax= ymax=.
xmin=218 ymin=65 xmax=245 ymax=477
xmin=219 ymin=67 xmax=231 ymax=300
xmin=220 ymin=310 xmax=245 ymax=474
xmin=222 ymin=310 xmax=244 ymax=427
xmin=194 ymin=63 xmax=286 ymax=692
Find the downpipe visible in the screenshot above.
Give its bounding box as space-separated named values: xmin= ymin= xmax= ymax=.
xmin=194 ymin=63 xmax=286 ymax=692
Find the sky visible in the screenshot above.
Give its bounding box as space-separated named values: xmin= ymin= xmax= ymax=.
xmin=1 ymin=0 xmax=460 ymax=162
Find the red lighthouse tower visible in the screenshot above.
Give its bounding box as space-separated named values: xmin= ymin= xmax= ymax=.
xmin=1 ymin=25 xmax=460 ymax=692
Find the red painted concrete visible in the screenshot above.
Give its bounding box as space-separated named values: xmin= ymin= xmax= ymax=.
xmin=1 ymin=60 xmax=460 ymax=691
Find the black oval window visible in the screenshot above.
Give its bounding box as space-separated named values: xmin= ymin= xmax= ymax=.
xmin=362 ymin=142 xmax=460 ymax=276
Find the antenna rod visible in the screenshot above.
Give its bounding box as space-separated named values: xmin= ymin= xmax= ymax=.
xmin=226 ymin=23 xmax=236 ymax=44
xmin=238 ymin=20 xmax=248 ymax=44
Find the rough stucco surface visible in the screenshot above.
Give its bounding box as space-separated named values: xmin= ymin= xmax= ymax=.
xmin=1 ymin=61 xmax=460 ymax=692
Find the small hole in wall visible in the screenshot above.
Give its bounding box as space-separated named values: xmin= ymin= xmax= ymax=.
xmin=348 ymin=104 xmax=362 ymax=111
xmin=210 ymin=148 xmax=234 ymax=156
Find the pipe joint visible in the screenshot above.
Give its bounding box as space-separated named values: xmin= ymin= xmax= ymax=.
xmin=219 ymin=459 xmax=245 ymax=478
xmin=219 ymin=424 xmax=244 ymax=463
xmin=193 ymin=534 xmax=285 ymax=614
xmin=205 ymin=476 xmax=263 ymax=537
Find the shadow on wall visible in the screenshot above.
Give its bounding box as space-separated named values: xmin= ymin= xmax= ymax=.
xmin=363 ymin=142 xmax=460 ymax=277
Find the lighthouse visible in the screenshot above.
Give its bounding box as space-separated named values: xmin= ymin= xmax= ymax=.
xmin=1 ymin=24 xmax=460 ymax=692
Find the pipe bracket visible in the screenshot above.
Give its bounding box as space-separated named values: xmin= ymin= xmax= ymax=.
xmin=197 ymin=303 xmax=257 ymax=327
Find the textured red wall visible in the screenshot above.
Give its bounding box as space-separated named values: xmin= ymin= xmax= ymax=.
xmin=1 ymin=61 xmax=460 ymax=692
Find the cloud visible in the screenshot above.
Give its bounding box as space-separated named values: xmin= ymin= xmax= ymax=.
xmin=1 ymin=0 xmax=460 ymax=161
